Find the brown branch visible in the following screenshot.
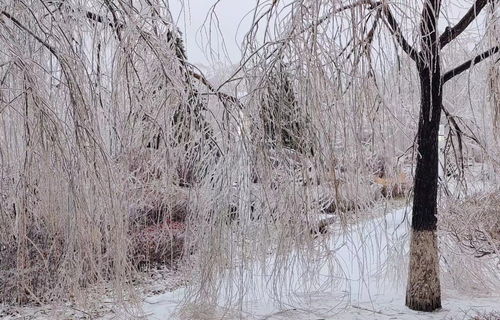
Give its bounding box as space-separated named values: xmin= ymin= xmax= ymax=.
xmin=440 ymin=0 xmax=498 ymax=49
xmin=442 ymin=105 xmax=481 ymax=144
xmin=442 ymin=46 xmax=499 ymax=83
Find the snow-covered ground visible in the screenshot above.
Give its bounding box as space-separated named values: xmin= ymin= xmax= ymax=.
xmin=139 ymin=207 xmax=500 ymax=320
xmin=3 ymin=205 xmax=498 ymax=319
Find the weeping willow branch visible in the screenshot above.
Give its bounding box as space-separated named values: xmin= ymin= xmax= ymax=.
xmin=1 ymin=11 xmax=59 ymax=58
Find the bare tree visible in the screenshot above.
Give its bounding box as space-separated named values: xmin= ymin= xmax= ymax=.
xmin=235 ymin=0 xmax=499 ymax=312
xmin=399 ymin=0 xmax=498 ymax=311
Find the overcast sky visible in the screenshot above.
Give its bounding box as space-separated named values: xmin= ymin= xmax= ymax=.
xmin=168 ymin=1 xmax=490 ymax=67
xmin=169 ymin=0 xmax=256 ymax=66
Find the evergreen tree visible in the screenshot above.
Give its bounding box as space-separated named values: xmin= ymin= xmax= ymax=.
xmin=260 ymin=62 xmax=311 ymax=155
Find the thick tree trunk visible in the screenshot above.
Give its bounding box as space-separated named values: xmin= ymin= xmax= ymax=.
xmin=405 ymin=0 xmax=443 ymax=311
xmin=406 ymin=67 xmax=443 ymax=311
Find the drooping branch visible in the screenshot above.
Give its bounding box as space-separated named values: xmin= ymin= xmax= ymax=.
xmin=442 ymin=46 xmax=499 ymax=83
xmin=2 ymin=6 xmax=242 ymax=120
xmin=312 ymin=0 xmax=382 ymax=27
xmin=188 ymin=68 xmax=242 ymax=109
xmin=76 ymin=4 xmax=241 ymax=109
xmin=103 ymin=0 xmax=123 ymax=40
xmin=442 ymin=105 xmax=480 ymax=144
xmin=85 ymin=10 xmax=123 ymax=30
xmin=440 ymin=0 xmax=498 ymax=49
xmin=381 ymin=5 xmax=420 ymax=62
xmin=442 ymin=105 xmax=465 ymax=179
xmin=84 ymin=7 xmax=237 ymax=108
xmin=315 ymin=1 xmax=420 ymax=62
xmin=1 ymin=11 xmax=59 ymax=58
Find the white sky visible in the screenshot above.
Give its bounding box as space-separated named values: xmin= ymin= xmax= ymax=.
xmin=167 ymin=1 xmax=492 ymax=67
xmin=169 ymin=0 xmax=257 ymax=66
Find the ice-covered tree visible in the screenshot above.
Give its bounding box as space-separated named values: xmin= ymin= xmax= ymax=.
xmin=236 ymin=0 xmax=500 ymax=312
xmin=0 ymin=0 xmax=230 ymax=303
xmin=1 ymin=0 xmax=499 ymax=314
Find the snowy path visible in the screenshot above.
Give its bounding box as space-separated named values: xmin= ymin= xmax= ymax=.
xmin=141 ymin=207 xmax=499 ymax=320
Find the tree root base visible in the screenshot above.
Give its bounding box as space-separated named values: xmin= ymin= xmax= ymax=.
xmin=405 ymin=297 xmax=441 ymax=312
xmin=405 ymin=229 xmax=441 ymax=312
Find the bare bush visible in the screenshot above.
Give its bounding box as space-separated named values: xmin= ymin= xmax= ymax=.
xmin=439 ymin=192 xmax=500 ymax=294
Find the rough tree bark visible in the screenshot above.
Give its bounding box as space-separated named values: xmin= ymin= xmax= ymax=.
xmin=405 ymin=0 xmax=499 ymax=311
xmin=406 ymin=0 xmax=443 ymax=311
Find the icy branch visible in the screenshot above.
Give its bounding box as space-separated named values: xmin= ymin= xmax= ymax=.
xmin=440 ymin=0 xmax=499 ymax=49
xmin=442 ymin=46 xmax=500 ymax=83
xmin=381 ymin=5 xmax=420 ymax=62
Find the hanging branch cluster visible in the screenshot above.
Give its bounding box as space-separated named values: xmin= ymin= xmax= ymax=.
xmin=0 ymin=0 xmax=498 ymax=312
xmin=0 ymin=0 xmax=245 ymax=304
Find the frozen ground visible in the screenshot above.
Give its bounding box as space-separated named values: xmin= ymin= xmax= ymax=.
xmin=140 ymin=207 xmax=500 ymax=320
xmin=3 ymin=205 xmax=499 ymax=320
